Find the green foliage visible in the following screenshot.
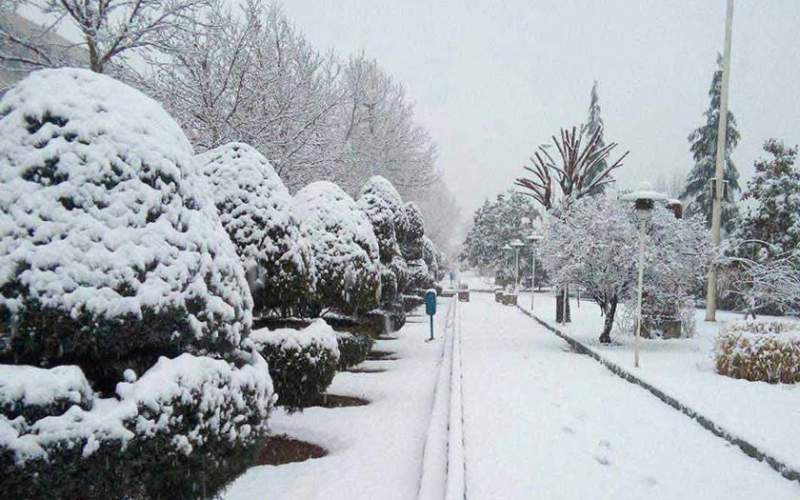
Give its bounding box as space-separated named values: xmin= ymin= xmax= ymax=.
xmin=683 ymin=55 xmax=741 ymax=231
xmin=336 ymin=332 xmax=374 ymax=370
xmin=460 ymin=190 xmax=540 ymax=273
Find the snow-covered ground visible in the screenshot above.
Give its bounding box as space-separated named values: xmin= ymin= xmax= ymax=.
xmin=521 ymin=291 xmax=800 ymax=477
xmin=460 ymin=292 xmax=799 ymax=499
xmin=223 ymin=300 xmax=452 ymax=500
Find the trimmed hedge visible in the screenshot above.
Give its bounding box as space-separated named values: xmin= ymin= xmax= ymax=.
xmin=716 ymin=320 xmax=800 ymax=384
xmin=0 ymin=351 xmax=274 ymax=500
xmin=335 ymin=331 xmax=375 ymax=370
xmin=250 ymin=319 xmax=339 ymax=411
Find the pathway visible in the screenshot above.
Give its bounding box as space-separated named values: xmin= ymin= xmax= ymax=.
xmin=458 ymin=293 xmax=799 ymax=499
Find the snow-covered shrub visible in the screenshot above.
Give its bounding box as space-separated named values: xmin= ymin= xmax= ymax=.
xmin=0 ymin=364 xmax=92 ymax=422
xmin=293 ymin=181 xmax=381 ymax=316
xmin=198 ymin=142 xmax=311 ymax=316
xmin=358 ymin=176 xmax=408 ymax=305
xmin=406 ymin=258 xmax=432 ymax=291
xmin=0 ymin=351 xmax=274 ymax=500
xmin=542 ymin=195 xmax=711 ymax=343
xmin=715 ymin=320 xmax=800 ymax=383
xmin=398 ymin=201 xmax=425 ymax=262
xmin=335 ymin=331 xmax=374 ymax=370
xmin=423 ymin=236 xmax=443 ymax=282
xmin=0 ymin=69 xmax=252 ymax=389
xmin=249 ymin=319 xmax=338 ymax=410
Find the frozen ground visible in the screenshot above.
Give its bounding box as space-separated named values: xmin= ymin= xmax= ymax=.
xmin=522 ymin=291 xmax=800 ymax=476
xmin=223 ymin=299 xmax=452 ymax=500
xmin=460 ymin=292 xmax=799 ymax=499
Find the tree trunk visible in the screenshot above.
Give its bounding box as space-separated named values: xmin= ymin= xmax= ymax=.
xmin=599 ymin=297 xmax=617 ymax=344
xmin=556 ymin=285 xmax=571 ymax=323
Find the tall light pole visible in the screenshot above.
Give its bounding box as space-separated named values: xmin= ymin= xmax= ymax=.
xmin=706 ymin=0 xmax=735 ymax=322
xmin=501 ymin=243 xmax=512 ymax=288
xmin=621 ymin=183 xmax=667 ymax=368
xmin=527 ymin=232 xmax=542 ymax=311
xmin=510 ymin=239 xmax=525 ymax=293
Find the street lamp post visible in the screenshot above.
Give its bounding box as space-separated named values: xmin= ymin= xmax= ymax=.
xmin=501 ymin=243 xmax=512 ymax=288
xmin=620 ymin=182 xmax=667 ymax=368
xmin=510 ymin=239 xmax=525 ymax=293
xmin=527 ymin=232 xmax=542 ymax=311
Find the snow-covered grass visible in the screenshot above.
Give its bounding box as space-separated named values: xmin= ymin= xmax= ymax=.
xmin=521 ymin=291 xmax=800 ymax=476
xmin=461 ymin=293 xmax=799 ymax=499
xmin=223 ymin=301 xmax=451 ymax=500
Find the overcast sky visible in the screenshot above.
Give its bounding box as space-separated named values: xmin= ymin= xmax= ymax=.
xmin=280 ymin=0 xmax=800 ymax=214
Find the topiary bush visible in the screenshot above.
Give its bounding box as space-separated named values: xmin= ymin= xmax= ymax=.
xmin=249 ymin=319 xmax=339 ymax=411
xmin=1 ymin=351 xmax=274 ymax=500
xmin=335 ymin=331 xmax=375 ymax=370
xmin=0 ymin=69 xmax=274 ymax=500
xmin=715 ymin=319 xmax=800 ymax=384
xmin=197 ymin=143 xmax=311 ymax=317
xmin=293 ymin=181 xmax=381 ymax=316
xmin=0 ymin=69 xmax=253 ymax=392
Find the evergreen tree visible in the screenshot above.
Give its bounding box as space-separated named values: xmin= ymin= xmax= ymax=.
xmin=582 ymin=81 xmax=608 ymax=194
xmin=683 ymin=55 xmax=741 ymax=231
xmin=734 ymin=139 xmax=800 ymax=260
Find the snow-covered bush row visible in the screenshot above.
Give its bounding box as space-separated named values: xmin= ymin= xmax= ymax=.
xmin=0 ymin=69 xmax=252 ymax=389
xmin=249 ymin=319 xmax=339 ymax=410
xmin=0 ymin=364 xmax=93 ymax=423
xmin=335 ymin=331 xmax=375 ymax=370
xmin=1 ymin=351 xmax=274 ymax=499
xmin=197 ymin=142 xmax=311 ymax=316
xmin=293 ymin=181 xmax=382 ymax=316
xmin=716 ymin=320 xmax=800 ymax=384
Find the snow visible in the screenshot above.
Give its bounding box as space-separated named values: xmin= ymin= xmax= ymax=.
xmin=522 ymin=291 xmax=800 ymax=478
xmin=249 ymin=319 xmax=340 ymax=361
xmin=197 ymin=142 xmax=308 ymax=282
xmin=223 ymin=299 xmax=453 ymax=500
xmin=0 ymin=68 xmax=252 ymax=349
xmin=461 ymin=292 xmax=799 ymax=499
xmin=1 ymin=351 xmax=273 ymax=464
xmin=0 ymin=364 xmax=92 ymax=413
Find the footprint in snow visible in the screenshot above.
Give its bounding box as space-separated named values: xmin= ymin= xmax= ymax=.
xmin=598 ymin=439 xmax=612 ymax=450
xmin=561 ymin=425 xmax=575 ymax=435
xmin=594 ymin=455 xmax=612 ymax=466
xmin=642 ymin=476 xmax=658 ymax=487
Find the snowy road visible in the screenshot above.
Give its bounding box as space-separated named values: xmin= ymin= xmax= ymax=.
xmin=459 ymin=293 xmax=799 ymax=500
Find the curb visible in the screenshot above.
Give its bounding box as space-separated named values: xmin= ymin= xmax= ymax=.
xmin=515 ymin=304 xmax=800 ymax=485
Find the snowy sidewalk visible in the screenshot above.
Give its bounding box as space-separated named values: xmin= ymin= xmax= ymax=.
xmin=460 ymin=293 xmax=799 ymax=499
xmin=223 ymin=299 xmax=452 ymax=500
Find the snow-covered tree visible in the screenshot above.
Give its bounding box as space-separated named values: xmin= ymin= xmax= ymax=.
xmin=682 ymin=54 xmax=741 ymax=231
xmin=357 ymin=175 xmax=408 ymax=303
xmin=197 ymin=142 xmax=311 ymax=316
xmin=398 ymin=201 xmax=433 ymax=291
xmin=293 ymin=181 xmax=381 ymax=316
xmin=0 ymin=68 xmax=253 ymax=387
xmin=721 ymin=250 xmax=800 ymax=318
xmin=1 ymin=0 xmax=209 ymax=73
xmin=460 ymin=190 xmax=540 ymax=277
xmin=541 ymin=195 xmax=710 ymax=343
xmin=733 ymin=139 xmax=800 ymax=259
xmin=0 ymin=68 xmax=272 ymax=499
xmin=580 ymin=81 xmax=608 ymax=194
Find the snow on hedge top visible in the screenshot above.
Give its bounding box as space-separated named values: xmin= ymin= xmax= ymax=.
xmin=0 ymin=364 xmax=93 ymax=417
xmin=358 ymin=176 xmax=405 ymax=263
xmin=249 ymin=318 xmax=339 ymax=359
xmin=197 ymin=142 xmax=308 ymax=278
xmin=293 ymin=181 xmax=380 ymax=272
xmin=0 ymin=68 xmax=251 ymax=350
xmin=1 ymin=351 xmax=273 ymax=464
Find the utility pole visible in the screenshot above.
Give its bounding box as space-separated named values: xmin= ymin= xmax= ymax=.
xmin=705 ymin=0 xmax=734 ymax=322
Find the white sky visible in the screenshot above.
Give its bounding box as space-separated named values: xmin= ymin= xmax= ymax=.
xmin=280 ymin=0 xmax=800 ymax=214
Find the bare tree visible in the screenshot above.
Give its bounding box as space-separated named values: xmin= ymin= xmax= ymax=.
xmin=1 ymin=0 xmax=208 ymax=73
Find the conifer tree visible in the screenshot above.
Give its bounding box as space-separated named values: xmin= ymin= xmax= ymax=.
xmin=582 ymin=81 xmax=608 ymax=194
xmin=683 ymin=55 xmax=741 ymax=231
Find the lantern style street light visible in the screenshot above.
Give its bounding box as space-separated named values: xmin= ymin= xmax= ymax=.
xmin=509 ymin=238 xmax=525 ymax=293
xmin=620 ymin=182 xmax=667 ymax=368
xmin=527 ymin=232 xmax=542 ymax=311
